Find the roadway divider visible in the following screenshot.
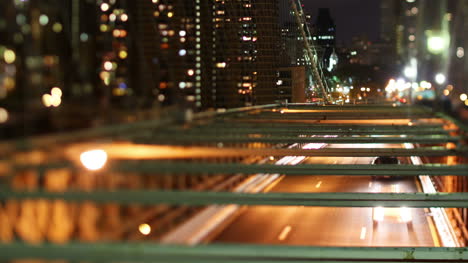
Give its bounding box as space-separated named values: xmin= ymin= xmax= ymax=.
xmin=404 ymin=143 xmax=460 ymax=247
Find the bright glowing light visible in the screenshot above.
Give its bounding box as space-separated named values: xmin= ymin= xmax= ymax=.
xmin=112 ymin=29 xmax=121 ymax=37
xmin=427 ymin=35 xmax=446 ymax=54
xmin=80 ymin=149 xmax=108 ymax=171
xmin=39 ymin=14 xmax=49 ymax=26
xmin=139 ymin=224 xmax=151 ymax=235
xmin=4 ymin=49 xmax=16 ymax=64
xmin=120 ymin=13 xmax=128 ymax=22
xmin=100 ymin=24 xmax=108 ymax=32
xmin=100 ymin=3 xmax=110 ymax=12
xmin=460 ymin=93 xmax=468 ymax=101
xmin=0 ymin=107 xmax=8 ymax=123
xmin=178 ymin=49 xmax=187 ymax=56
xmin=43 ymin=88 xmax=62 ymax=108
xmin=373 ymin=207 xmax=384 ymax=222
xmin=104 ymin=61 xmax=113 ymax=71
xmin=385 ymin=79 xmax=396 ymax=92
xmin=302 ymin=143 xmax=326 ymax=150
xmin=42 ymin=94 xmax=53 ymax=107
xmin=400 ymin=207 xmax=412 ymax=223
xmin=51 ymin=87 xmax=62 ymax=98
xmin=167 ymin=12 xmax=173 ymax=18
xmin=119 ymin=50 xmax=128 ymax=59
xmin=435 ymin=73 xmax=446 ymax=85
xmin=457 ymin=47 xmax=465 ymax=58
xmin=51 ymin=97 xmax=61 ymax=107
xmin=420 ymin=81 xmax=432 ymax=89
xmin=187 ymin=69 xmax=194 ymax=76
xmin=404 ymin=66 xmax=417 ymax=79
xmin=443 ymin=89 xmax=450 ymax=96
xmin=179 ymin=30 xmax=186 ymax=37
xmin=396 ymin=79 xmax=406 ymax=91
xmin=216 ymin=62 xmax=227 ymax=68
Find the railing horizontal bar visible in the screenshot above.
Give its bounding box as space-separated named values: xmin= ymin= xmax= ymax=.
xmin=62 ymin=145 xmax=468 ymax=159
xmin=285 ymin=104 xmax=432 ymax=111
xmin=109 ymin=162 xmax=468 ymax=176
xmin=229 ymin=119 xmax=445 ymax=125
xmin=0 ymin=242 xmax=467 ymax=262
xmin=149 ymin=136 xmax=460 ymax=144
xmin=12 ymin=162 xmax=468 ymax=176
xmin=205 ymin=123 xmax=445 ymax=130
xmin=238 ymin=116 xmax=435 ymax=120
xmin=162 ymin=128 xmax=452 ymax=136
xmin=193 ymin=104 xmax=279 ymax=120
xmin=253 ymin=112 xmax=434 ymax=117
xmin=2 ymin=189 xmax=468 ymax=208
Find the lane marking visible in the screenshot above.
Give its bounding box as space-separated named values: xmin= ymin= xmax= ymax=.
xmin=315 ymin=181 xmax=322 ymax=188
xmin=360 ymin=227 xmax=367 ymax=240
xmin=278 ymin=225 xmax=292 ymax=241
xmin=263 ymin=175 xmax=285 ymax=193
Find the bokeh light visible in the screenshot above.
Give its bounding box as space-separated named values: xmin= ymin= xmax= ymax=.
xmin=80 ymin=149 xmax=108 ymax=171
xmin=138 ymin=224 xmax=151 ymax=235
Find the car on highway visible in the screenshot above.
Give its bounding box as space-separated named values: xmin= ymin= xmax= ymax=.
xmin=372 ymin=156 xmax=400 ymax=179
xmin=373 ymin=206 xmax=413 ymax=229
xmin=372 ymin=184 xmax=413 ymax=229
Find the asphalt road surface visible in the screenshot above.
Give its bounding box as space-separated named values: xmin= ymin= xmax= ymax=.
xmin=213 ymin=144 xmax=436 ymax=247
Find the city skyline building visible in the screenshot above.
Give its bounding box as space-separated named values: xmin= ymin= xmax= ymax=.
xmin=313 ymin=8 xmax=336 ymax=68
xmin=0 ymin=0 xmax=282 ymax=138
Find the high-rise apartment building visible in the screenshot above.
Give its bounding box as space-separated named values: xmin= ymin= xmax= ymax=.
xmin=1 ymin=0 xmax=282 ymax=137
xmin=207 ymin=0 xmax=280 ymax=108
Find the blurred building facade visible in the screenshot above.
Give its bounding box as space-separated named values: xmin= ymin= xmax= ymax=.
xmin=383 ymin=0 xmax=468 ymax=113
xmin=208 ymin=0 xmax=280 ymax=108
xmin=0 ymin=0 xmax=281 ymax=138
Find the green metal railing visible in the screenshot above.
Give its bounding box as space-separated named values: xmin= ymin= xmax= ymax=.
xmin=1 ymin=104 xmax=467 ymax=263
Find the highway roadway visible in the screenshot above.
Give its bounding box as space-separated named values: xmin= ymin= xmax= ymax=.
xmin=213 ymin=144 xmax=436 ymax=247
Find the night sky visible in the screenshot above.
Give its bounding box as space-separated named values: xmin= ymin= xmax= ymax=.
xmin=303 ymin=0 xmax=381 ymax=44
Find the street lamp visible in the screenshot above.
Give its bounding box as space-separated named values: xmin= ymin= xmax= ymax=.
xmin=435 ymin=73 xmax=446 ymax=85
xmin=80 ymin=149 xmax=108 ymax=170
xmin=426 ymin=30 xmax=449 ymax=55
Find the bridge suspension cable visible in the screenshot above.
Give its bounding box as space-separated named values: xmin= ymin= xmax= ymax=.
xmin=290 ymin=0 xmax=330 ymax=103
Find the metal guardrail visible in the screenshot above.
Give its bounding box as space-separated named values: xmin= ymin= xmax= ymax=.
xmin=148 ymin=135 xmax=461 ymax=144
xmin=0 ymin=104 xmax=467 ymax=262
xmin=1 ymin=243 xmax=468 ymax=263
xmin=3 ymin=189 xmax=468 ymax=208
